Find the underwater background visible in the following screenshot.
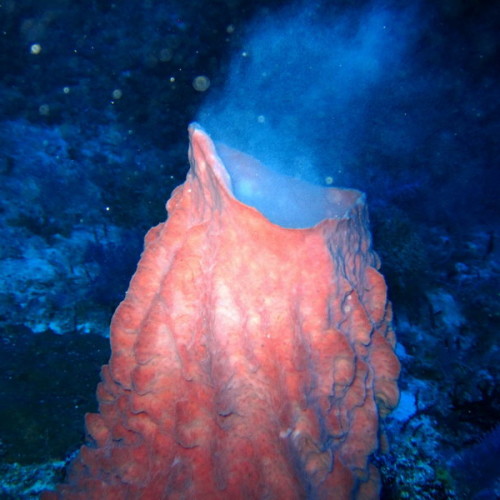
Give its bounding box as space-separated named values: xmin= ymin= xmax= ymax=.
xmin=0 ymin=0 xmax=498 ymax=498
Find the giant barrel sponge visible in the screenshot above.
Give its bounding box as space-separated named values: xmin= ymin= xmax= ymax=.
xmin=44 ymin=124 xmax=400 ymax=499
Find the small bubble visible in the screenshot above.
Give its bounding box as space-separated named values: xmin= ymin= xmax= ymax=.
xmin=257 ymin=115 xmax=266 ymax=123
xmin=192 ymin=75 xmax=210 ymax=92
xmin=63 ymin=86 xmax=70 ymax=94
xmin=112 ymin=89 xmax=123 ymax=99
xmin=226 ymin=24 xmax=235 ymax=34
xmin=30 ymin=43 xmax=42 ymax=54
xmin=325 ymin=176 xmax=334 ymax=185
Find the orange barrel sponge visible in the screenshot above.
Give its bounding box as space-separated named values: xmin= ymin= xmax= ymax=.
xmin=44 ymin=123 xmax=400 ymax=500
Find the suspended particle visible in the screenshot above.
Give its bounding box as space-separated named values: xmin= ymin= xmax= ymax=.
xmin=192 ymin=76 xmax=210 ymax=92
xmin=39 ymin=104 xmax=50 ymax=116
xmin=159 ymin=48 xmax=173 ymax=62
xmin=30 ymin=43 xmax=42 ymax=54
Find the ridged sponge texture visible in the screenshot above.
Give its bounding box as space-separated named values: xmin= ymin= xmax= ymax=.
xmin=44 ymin=124 xmax=399 ymax=500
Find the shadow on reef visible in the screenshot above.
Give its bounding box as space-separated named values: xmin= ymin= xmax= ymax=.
xmin=0 ymin=326 xmax=110 ymax=464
